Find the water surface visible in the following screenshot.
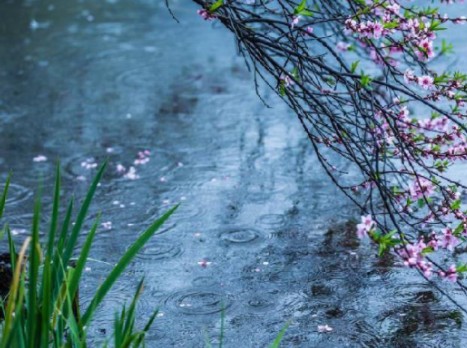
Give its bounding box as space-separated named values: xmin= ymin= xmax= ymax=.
xmin=0 ymin=1 xmax=466 ymax=346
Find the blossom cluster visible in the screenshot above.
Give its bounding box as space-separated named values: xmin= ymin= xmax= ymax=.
xmin=342 ymin=0 xmax=465 ymax=65
xmin=193 ymin=0 xmax=467 ymax=287
xmin=301 ymin=0 xmax=466 ymax=283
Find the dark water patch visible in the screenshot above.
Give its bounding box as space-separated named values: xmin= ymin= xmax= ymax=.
xmin=310 ymin=283 xmax=334 ymax=297
xmin=347 ymin=319 xmax=386 ymax=348
xmin=393 ymin=283 xmax=441 ymax=306
xmin=324 ymin=306 xmax=345 ymax=319
xmin=377 ymin=305 xmax=463 ymax=347
xmin=158 ymin=92 xmax=199 ymax=116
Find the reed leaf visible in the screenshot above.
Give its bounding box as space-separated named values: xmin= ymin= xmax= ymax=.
xmin=81 ymin=204 xmax=178 ymax=326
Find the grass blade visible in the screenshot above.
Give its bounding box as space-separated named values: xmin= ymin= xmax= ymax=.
xmin=81 ymin=204 xmax=178 ymax=326
xmin=219 ymin=304 xmax=225 ymax=348
xmin=6 ymin=225 xmax=16 ymax=272
xmin=41 ymin=163 xmax=61 ymax=346
xmin=1 ymin=237 xmax=31 ymax=348
xmin=62 ymin=162 xmax=106 ymax=268
xmin=47 ymin=163 xmax=61 ymax=259
xmin=0 ymin=173 xmax=10 ymax=220
xmin=27 ymin=191 xmax=42 ymax=348
xmin=269 ymin=322 xmax=289 ymax=348
xmin=67 ymin=217 xmax=100 ymax=316
xmin=134 ymin=309 xmax=158 ymax=347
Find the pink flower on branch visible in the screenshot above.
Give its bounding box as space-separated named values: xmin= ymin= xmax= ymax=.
xmin=197 ymin=9 xmax=216 ymax=21
xmin=418 ymin=75 xmax=434 ymax=90
xmin=356 ymin=214 xmax=375 ymax=239
xmin=439 ymin=228 xmax=459 ymax=251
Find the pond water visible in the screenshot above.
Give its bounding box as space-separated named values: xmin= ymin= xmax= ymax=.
xmin=0 ymin=0 xmax=466 ymax=347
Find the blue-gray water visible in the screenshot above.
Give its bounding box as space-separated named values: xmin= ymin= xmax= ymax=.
xmin=0 ymin=1 xmax=466 ymax=346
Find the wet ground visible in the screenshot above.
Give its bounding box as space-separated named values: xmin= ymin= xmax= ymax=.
xmin=1 ymin=0 xmax=467 ymax=347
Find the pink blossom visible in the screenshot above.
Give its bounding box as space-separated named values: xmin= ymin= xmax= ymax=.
xmin=371 ymin=22 xmax=383 ymax=39
xmin=416 ymin=39 xmax=435 ymax=61
xmin=386 ymin=3 xmax=400 ymax=14
xmin=356 ymin=214 xmax=375 ymax=239
xmin=439 ymin=228 xmax=459 ymax=251
xmin=317 ymin=324 xmax=333 ymax=333
xmin=403 ymin=69 xmax=415 ymax=84
xmin=336 ymin=41 xmax=351 ymax=51
xmin=101 ymin=221 xmax=112 ymax=230
xmin=444 ymin=265 xmax=458 ymax=282
xmin=399 ymin=239 xmax=427 ymax=268
xmin=420 ymin=262 xmax=433 ymax=278
xmin=291 ymin=16 xmax=301 ymax=28
xmin=409 ymin=177 xmax=435 ymax=200
xmin=33 ymin=155 xmax=47 ymax=162
xmin=197 ymin=9 xmax=216 ymax=21
xmin=81 ymin=158 xmax=98 ymax=170
xmin=418 ymin=75 xmax=434 ymax=90
xmin=197 ymin=259 xmax=212 ymax=268
xmin=280 ymin=73 xmax=294 ymax=87
xmin=123 ymin=166 xmax=139 ymax=180
xmin=116 ymin=164 xmax=126 ymax=173
xmin=454 ymin=16 xmax=466 ymax=25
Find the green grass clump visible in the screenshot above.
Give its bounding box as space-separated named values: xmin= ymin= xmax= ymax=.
xmin=0 ymin=163 xmax=177 ymax=347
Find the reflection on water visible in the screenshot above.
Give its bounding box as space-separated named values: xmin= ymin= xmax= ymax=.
xmin=0 ymin=0 xmax=466 ymax=346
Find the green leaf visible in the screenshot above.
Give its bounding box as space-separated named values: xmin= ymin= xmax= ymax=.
xmin=27 ymin=190 xmax=42 ymax=348
xmin=279 ymin=84 xmax=286 ymax=97
xmin=62 ymin=162 xmax=107 ymax=269
xmin=81 ymin=205 xmax=178 ymax=326
xmin=0 ymin=173 xmax=10 ymax=220
xmin=40 ymin=164 xmax=61 ymax=346
xmin=300 ymin=9 xmax=313 ymax=17
xmin=67 ymin=217 xmax=100 ymax=310
xmin=209 ymin=0 xmax=224 ymax=13
xmin=219 ymin=304 xmax=225 ymax=348
xmin=383 ymin=21 xmax=399 ymax=29
xmin=440 ymin=39 xmax=454 ymax=55
xmin=269 ymin=322 xmax=289 ymax=348
xmin=350 ymin=60 xmax=360 ymax=74
xmin=454 ymin=222 xmax=464 ymax=236
xmin=378 ymin=243 xmax=387 ymax=256
xmin=291 ymin=67 xmax=300 ymax=81
xmin=417 ymin=198 xmax=426 ymax=208
xmin=46 ymin=163 xmax=61 ymax=260
xmin=360 ymin=71 xmax=372 ymax=89
xmin=422 ymin=246 xmax=434 ymax=255
xmin=294 ymin=0 xmax=307 ymax=14
xmin=451 ymin=199 xmax=461 ymax=210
